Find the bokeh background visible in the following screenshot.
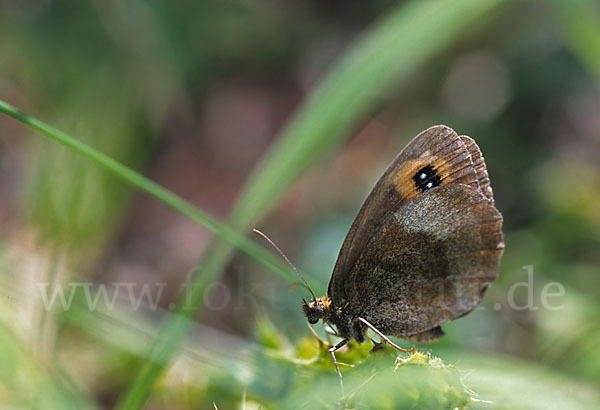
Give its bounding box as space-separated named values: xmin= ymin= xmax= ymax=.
xmin=0 ymin=0 xmax=599 ymax=409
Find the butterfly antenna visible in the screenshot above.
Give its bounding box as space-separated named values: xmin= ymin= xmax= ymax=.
xmin=253 ymin=228 xmax=317 ymax=301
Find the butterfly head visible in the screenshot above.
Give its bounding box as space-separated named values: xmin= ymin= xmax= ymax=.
xmin=251 ymin=229 xmax=331 ymax=325
xmin=302 ymin=296 xmax=331 ymax=324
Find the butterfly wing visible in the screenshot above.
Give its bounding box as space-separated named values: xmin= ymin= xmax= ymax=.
xmin=350 ymin=184 xmax=503 ymax=336
xmin=327 ymin=125 xmax=503 ymax=337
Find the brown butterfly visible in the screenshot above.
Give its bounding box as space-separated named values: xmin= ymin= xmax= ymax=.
xmin=257 ymin=125 xmax=504 ymax=379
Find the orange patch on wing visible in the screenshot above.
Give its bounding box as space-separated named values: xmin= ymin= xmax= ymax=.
xmin=391 ymin=140 xmax=478 ymax=201
xmin=391 ymin=158 xmax=431 ymax=200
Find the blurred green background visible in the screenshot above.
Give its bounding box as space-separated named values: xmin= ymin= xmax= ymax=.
xmin=0 ymin=0 xmax=599 ymax=409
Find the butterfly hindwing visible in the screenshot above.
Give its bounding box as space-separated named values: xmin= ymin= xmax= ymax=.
xmin=348 ymin=184 xmax=503 ymax=336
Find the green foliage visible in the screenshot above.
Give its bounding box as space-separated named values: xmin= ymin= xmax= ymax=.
xmin=0 ymin=321 xmax=97 ymax=409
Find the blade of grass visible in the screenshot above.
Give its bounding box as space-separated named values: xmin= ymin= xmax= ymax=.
xmin=0 ymin=99 xmax=303 ymax=285
xmin=116 ymin=0 xmax=507 ymax=408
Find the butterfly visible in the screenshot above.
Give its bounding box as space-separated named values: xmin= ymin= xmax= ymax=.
xmin=297 ymin=125 xmax=504 ymax=377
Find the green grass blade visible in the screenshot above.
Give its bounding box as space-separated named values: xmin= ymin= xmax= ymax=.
xmin=0 ymin=99 xmax=301 ymax=284
xmin=116 ymin=0 xmax=507 ymax=408
xmin=231 ymin=0 xmax=507 ymax=228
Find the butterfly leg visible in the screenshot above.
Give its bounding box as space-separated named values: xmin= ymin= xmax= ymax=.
xmin=358 ymin=317 xmax=417 ymax=353
xmin=324 ymin=325 xmax=341 ymax=346
xmin=365 ymin=333 xmax=385 ymax=352
xmin=307 ymin=323 xmax=327 ymax=346
xmin=329 ymin=338 xmax=349 ymax=383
